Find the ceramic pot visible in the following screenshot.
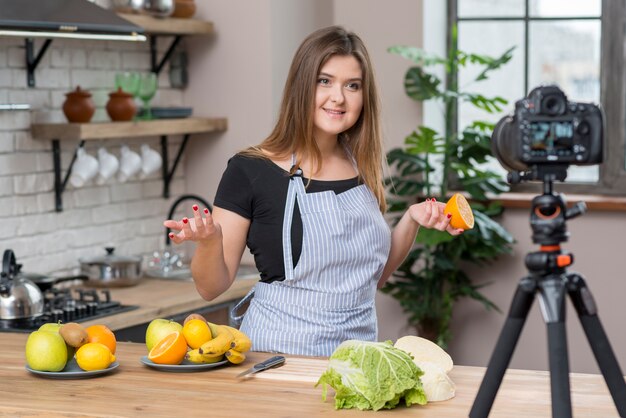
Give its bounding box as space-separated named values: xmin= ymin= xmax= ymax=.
xmin=106 ymin=88 xmax=137 ymax=121
xmin=171 ymin=0 xmax=195 ymax=18
xmin=62 ymin=86 xmax=95 ymax=123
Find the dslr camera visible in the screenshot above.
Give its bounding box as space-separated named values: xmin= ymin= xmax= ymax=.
xmin=491 ymin=85 xmax=603 ymax=182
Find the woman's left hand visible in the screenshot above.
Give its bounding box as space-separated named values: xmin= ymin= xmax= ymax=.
xmin=408 ymin=198 xmax=464 ymax=236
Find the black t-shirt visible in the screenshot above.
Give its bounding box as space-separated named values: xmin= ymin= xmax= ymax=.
xmin=214 ymin=154 xmax=360 ymax=283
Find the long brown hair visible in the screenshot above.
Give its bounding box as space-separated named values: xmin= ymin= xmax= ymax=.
xmin=242 ymin=26 xmax=386 ymax=212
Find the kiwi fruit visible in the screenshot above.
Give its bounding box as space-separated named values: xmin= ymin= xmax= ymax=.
xmin=59 ymin=323 xmax=89 ymax=348
xmin=183 ymin=313 xmax=206 ymax=325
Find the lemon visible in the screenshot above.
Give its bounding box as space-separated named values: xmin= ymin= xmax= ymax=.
xmin=76 ymin=342 xmax=115 ymax=371
xmin=183 ymin=319 xmax=212 ymax=349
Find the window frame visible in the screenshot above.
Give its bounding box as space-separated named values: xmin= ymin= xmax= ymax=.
xmin=449 ymin=0 xmax=626 ymax=196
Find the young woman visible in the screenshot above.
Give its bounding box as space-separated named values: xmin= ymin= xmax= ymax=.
xmin=164 ymin=26 xmax=462 ymax=356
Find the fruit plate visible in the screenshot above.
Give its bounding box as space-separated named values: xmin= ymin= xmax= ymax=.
xmin=25 ymin=359 xmax=119 ymax=379
xmin=140 ymin=356 xmax=228 ymax=372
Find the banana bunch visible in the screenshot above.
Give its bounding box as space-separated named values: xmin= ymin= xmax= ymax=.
xmin=182 ymin=314 xmax=252 ymax=365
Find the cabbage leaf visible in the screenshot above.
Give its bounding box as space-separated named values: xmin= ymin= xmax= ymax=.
xmin=316 ymin=340 xmax=427 ymax=410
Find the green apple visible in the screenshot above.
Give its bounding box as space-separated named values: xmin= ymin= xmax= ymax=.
xmin=145 ymin=319 xmax=183 ymax=351
xmin=38 ymin=322 xmax=62 ymax=333
xmin=25 ymin=330 xmax=68 ymax=372
xmin=38 ymin=322 xmax=75 ymax=362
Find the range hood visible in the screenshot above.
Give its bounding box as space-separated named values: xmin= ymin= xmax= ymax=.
xmin=0 ymin=0 xmax=146 ymax=41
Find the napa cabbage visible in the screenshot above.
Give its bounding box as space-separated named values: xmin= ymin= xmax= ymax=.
xmin=316 ymin=340 xmax=427 ymax=410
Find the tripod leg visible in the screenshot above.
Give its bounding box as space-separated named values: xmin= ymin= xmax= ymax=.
xmin=539 ymin=276 xmax=572 ymax=418
xmin=470 ymin=277 xmax=536 ymax=418
xmin=567 ymin=274 xmax=626 ymax=416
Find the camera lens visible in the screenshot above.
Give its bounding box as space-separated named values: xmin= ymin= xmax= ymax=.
xmin=491 ymin=116 xmax=528 ymax=173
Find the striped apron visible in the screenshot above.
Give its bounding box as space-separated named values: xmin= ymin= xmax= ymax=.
xmin=233 ymin=163 xmax=391 ymax=356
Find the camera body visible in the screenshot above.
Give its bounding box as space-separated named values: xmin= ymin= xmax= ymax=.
xmin=492 ymin=85 xmax=603 ymax=179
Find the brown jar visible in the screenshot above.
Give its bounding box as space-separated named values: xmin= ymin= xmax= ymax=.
xmin=171 ymin=0 xmax=196 ymax=18
xmin=106 ymin=88 xmax=137 ymax=122
xmin=62 ymin=86 xmax=95 ymax=123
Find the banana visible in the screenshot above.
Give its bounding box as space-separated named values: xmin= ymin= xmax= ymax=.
xmin=225 ymin=348 xmax=246 ymax=365
xmin=206 ymin=321 xmax=221 ymax=339
xmin=185 ymin=349 xmax=224 ymax=364
xmin=222 ymin=325 xmax=252 ymax=353
xmin=198 ymin=326 xmax=233 ymax=356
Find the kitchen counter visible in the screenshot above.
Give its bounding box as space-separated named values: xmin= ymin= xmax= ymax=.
xmin=78 ymin=276 xmax=258 ymax=331
xmin=0 ymin=333 xmax=621 ymax=417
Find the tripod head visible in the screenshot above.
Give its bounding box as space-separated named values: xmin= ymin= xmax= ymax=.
xmin=529 ymin=175 xmax=587 ymax=246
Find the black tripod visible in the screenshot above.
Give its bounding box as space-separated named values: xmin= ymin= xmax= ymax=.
xmin=470 ymin=179 xmax=626 ymax=418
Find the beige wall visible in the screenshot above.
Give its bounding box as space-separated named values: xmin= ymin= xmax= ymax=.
xmin=181 ymin=0 xmax=625 ymax=373
xmin=449 ymin=206 xmax=626 ymax=374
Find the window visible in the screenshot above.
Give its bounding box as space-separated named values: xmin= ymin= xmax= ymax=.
xmin=451 ymin=0 xmax=625 ymax=195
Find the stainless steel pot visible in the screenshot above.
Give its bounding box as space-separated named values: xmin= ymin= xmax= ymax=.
xmin=0 ymin=249 xmax=44 ymax=320
xmin=111 ymin=0 xmax=145 ymax=13
xmin=142 ymin=0 xmax=174 ymax=17
xmin=79 ymin=247 xmax=142 ymax=288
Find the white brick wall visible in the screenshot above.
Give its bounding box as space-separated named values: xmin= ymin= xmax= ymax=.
xmin=0 ymin=33 xmax=191 ymax=275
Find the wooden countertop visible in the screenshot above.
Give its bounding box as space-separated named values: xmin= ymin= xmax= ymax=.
xmin=78 ymin=277 xmax=258 ymax=331
xmin=0 ymin=333 xmax=620 ymax=417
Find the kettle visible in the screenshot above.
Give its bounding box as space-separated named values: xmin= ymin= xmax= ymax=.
xmin=0 ymin=249 xmax=44 ymax=320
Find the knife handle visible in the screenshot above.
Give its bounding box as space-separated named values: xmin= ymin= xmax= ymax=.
xmin=257 ymin=355 xmax=285 ymax=370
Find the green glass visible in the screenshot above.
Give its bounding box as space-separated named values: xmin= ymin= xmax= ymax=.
xmin=114 ymin=72 xmax=140 ymax=96
xmin=137 ymin=72 xmax=158 ymax=120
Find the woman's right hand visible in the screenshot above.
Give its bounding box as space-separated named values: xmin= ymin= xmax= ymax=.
xmin=163 ymin=204 xmax=222 ymax=245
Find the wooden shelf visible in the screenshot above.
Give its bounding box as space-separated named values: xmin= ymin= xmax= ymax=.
xmin=31 ymin=117 xmax=228 ymax=212
xmin=31 ymin=117 xmax=227 ymax=141
xmin=117 ymin=13 xmax=214 ymax=35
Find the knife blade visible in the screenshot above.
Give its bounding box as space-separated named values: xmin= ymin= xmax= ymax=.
xmin=236 ymin=355 xmax=286 ymax=379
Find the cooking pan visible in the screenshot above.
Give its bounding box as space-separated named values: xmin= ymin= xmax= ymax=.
xmin=79 ymin=247 xmax=142 ymax=287
xmin=19 ymin=268 xmax=88 ymax=292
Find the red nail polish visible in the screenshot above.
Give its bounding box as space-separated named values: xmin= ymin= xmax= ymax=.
xmin=192 ymin=205 xmax=198 ymax=211
xmin=204 ymin=208 xmax=209 ymax=214
xmin=168 ymin=233 xmax=174 ymax=238
xmin=432 ymin=198 xmax=436 ymax=202
xmin=182 ymin=218 xmax=188 ymax=224
xmin=447 ymin=214 xmax=452 ymax=219
xmin=425 ymin=198 xmax=430 ymax=202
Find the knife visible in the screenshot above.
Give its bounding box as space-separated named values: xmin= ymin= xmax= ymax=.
xmin=236 ymin=355 xmax=286 ymax=379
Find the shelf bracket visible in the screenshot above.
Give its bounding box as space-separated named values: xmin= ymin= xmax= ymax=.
xmin=150 ymin=35 xmax=183 ymax=75
xmin=25 ymin=38 xmax=53 ymax=87
xmin=53 ymin=139 xmax=86 ymax=212
xmin=161 ymin=133 xmax=190 ymax=198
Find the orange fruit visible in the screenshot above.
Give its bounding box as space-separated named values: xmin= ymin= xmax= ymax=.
xmin=444 ymin=193 xmax=474 ymax=230
xmin=85 ymin=324 xmax=117 ymax=354
xmin=148 ymin=331 xmax=188 ymax=365
xmin=183 ymin=319 xmax=212 ymax=349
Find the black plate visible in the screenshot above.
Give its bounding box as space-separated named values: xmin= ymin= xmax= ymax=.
xmin=26 ymin=359 xmax=119 ymax=379
xmin=138 ymin=107 xmax=192 ymax=119
xmin=140 ymin=356 xmax=228 ymax=372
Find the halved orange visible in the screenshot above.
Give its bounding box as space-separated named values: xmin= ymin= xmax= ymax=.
xmin=148 ymin=331 xmax=188 ymax=365
xmin=444 ymin=193 xmax=474 ymax=230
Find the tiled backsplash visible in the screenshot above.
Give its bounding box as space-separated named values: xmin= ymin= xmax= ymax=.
xmin=0 ymin=17 xmax=189 ymax=274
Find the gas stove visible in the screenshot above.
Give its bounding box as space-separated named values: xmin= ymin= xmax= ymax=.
xmin=0 ymin=288 xmax=138 ymax=333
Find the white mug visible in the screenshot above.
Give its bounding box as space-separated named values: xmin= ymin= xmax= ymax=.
xmin=96 ymin=147 xmax=120 ymax=185
xmin=118 ymin=145 xmax=142 ymax=182
xmin=140 ymin=144 xmax=163 ymax=178
xmin=69 ymin=148 xmax=99 ymax=188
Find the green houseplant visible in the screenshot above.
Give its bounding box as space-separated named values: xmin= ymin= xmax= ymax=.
xmin=382 ymin=30 xmax=516 ymax=347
